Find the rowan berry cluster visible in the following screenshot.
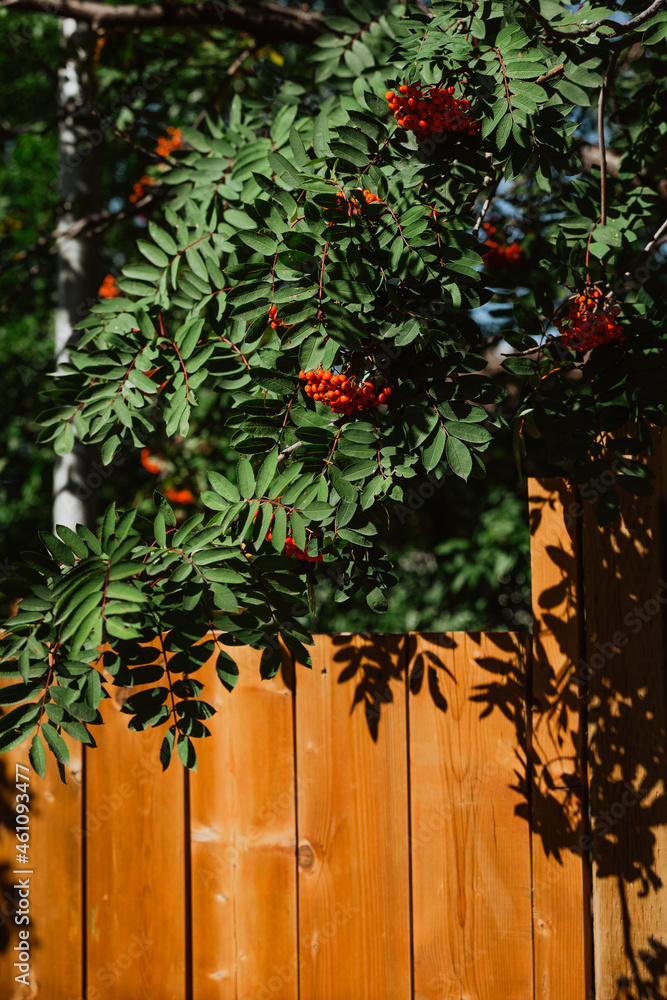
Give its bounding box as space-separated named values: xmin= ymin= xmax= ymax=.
xmin=164 ymin=487 xmax=196 ymax=505
xmin=140 ymin=448 xmax=163 ymax=474
xmin=556 ymin=289 xmax=625 ymax=352
xmin=282 ymin=536 xmax=323 ymax=562
xmin=385 ymin=82 xmax=478 ymax=142
xmin=99 ymin=274 xmax=120 ymax=298
xmin=299 ymin=369 xmax=391 ymax=415
xmin=481 ymin=223 xmax=523 ymax=269
xmin=156 ymin=126 xmax=182 ymax=157
xmin=129 ymin=174 xmax=155 ymax=204
xmin=337 ymin=189 xmax=383 ymax=213
xmin=264 ymin=528 xmax=322 ymax=562
xmin=268 ymin=304 xmax=287 ymax=330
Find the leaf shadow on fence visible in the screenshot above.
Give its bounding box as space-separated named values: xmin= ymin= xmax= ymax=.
xmin=327 ymin=631 xmax=456 ymax=741
xmin=327 ymin=472 xmax=667 ymax=999
xmin=581 ymin=474 xmax=667 ymax=1000
xmin=0 ymin=756 xmax=18 ymax=953
xmin=523 ymin=481 xmax=666 ymax=1000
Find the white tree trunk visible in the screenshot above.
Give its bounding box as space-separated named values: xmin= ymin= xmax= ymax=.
xmin=53 ymin=17 xmax=99 ymax=531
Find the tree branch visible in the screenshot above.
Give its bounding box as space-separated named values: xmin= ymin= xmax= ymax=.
xmin=0 ymin=190 xmax=164 ymax=275
xmin=516 ymin=0 xmax=667 ymax=41
xmin=642 ymin=216 xmax=667 ymax=256
xmin=0 ymin=0 xmax=328 ymax=42
xmin=277 ymin=441 xmax=302 ymax=466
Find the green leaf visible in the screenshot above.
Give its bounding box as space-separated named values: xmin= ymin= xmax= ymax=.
xmin=216 ymin=649 xmax=239 ymax=691
xmin=256 ymin=449 xmax=279 ymax=496
xmin=289 ymin=126 xmax=309 ymax=167
xmin=237 ymin=457 xmax=256 ymax=499
xmin=209 ymin=471 xmax=241 ymax=502
xmin=29 ymin=733 xmax=46 ymax=778
xmin=149 ymin=222 xmax=178 ymax=256
xmin=446 ymin=436 xmax=473 ymax=480
xmin=445 ymin=421 xmax=493 ymax=444
xmin=54 ymin=423 xmax=75 ymax=456
xmin=260 ymin=642 xmax=282 ymax=679
xmin=367 ymin=586 xmax=389 ymax=613
xmin=105 ymin=581 xmax=146 ymax=603
xmin=55 ymin=524 xmax=88 ymax=560
xmin=496 ymin=114 xmax=513 ymax=151
xmin=201 ymin=491 xmax=229 ymax=511
xmin=313 ymin=112 xmax=331 ymax=158
xmin=40 ymin=531 xmax=75 ymax=566
xmin=160 ymin=727 xmax=176 ymax=771
xmin=101 ymin=434 xmax=121 ymax=466
xmin=42 ymin=723 xmax=70 ymax=766
xmin=272 ymin=507 xmax=288 ymax=553
xmin=239 ymin=232 xmax=277 ymax=255
xmin=177 ymin=734 xmax=197 ymax=770
xmin=154 ymin=511 xmax=167 ymax=547
xmin=224 ymin=208 xmax=257 ymax=230
xmin=330 ymin=466 xmax=356 ymax=502
xmin=138 ymin=240 xmax=169 ymax=268
xmin=423 ymin=428 xmax=446 ymax=471
xmin=502 ymin=357 xmax=538 ymax=375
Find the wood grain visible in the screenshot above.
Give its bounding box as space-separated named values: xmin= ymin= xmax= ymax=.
xmin=295 ymin=634 xmax=411 ymax=1000
xmin=85 ymin=658 xmax=186 ymax=1000
xmin=409 ymin=632 xmax=533 ymax=1000
xmin=528 ymin=478 xmax=590 ymax=999
xmin=0 ymin=733 xmax=83 ymax=999
xmin=583 ymin=431 xmax=667 ymax=999
xmin=189 ymin=643 xmax=298 ymax=1000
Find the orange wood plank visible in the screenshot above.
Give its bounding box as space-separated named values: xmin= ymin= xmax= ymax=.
xmin=189 ymin=644 xmax=298 ymax=1000
xmin=409 ymin=632 xmax=533 ymax=1000
xmin=295 ymin=634 xmax=411 ymax=1000
xmin=528 ymin=478 xmax=590 ymax=999
xmin=0 ymin=735 xmax=83 ymax=999
xmin=583 ymin=431 xmax=667 ymax=999
xmin=85 ymin=665 xmax=186 ymax=1000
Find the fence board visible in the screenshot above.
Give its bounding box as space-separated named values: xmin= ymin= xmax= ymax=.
xmin=583 ymin=432 xmax=667 ymax=999
xmin=295 ymin=634 xmax=411 ymax=1000
xmin=189 ymin=644 xmax=298 ymax=1000
xmin=85 ymin=662 xmax=186 ymax=1000
xmin=409 ymin=632 xmax=533 ymax=1000
xmin=0 ymin=735 xmax=83 ymax=999
xmin=528 ymin=478 xmax=590 ymax=999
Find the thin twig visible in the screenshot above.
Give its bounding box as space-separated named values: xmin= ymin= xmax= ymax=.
xmin=473 ymin=165 xmax=504 ymax=234
xmin=193 ymin=47 xmax=253 ymax=129
xmin=643 ymin=216 xmax=667 ymax=255
xmin=598 ymin=50 xmax=621 ymax=227
xmin=536 ymin=63 xmax=564 ymax=84
xmin=598 ymin=82 xmax=608 ymax=227
xmin=277 ymin=442 xmax=302 ymax=466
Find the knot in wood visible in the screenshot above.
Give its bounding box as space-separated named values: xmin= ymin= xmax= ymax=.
xmin=297 ymin=841 xmax=315 ymax=871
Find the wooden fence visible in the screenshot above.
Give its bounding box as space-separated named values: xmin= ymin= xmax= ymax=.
xmin=1 ymin=449 xmax=666 ymax=998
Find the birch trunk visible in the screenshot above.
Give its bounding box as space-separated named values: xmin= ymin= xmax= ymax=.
xmin=53 ymin=17 xmax=100 ymax=531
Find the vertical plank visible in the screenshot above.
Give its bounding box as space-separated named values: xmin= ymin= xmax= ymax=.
xmin=528 ymin=478 xmax=590 ymax=999
xmin=583 ymin=431 xmax=667 ymax=999
xmin=86 ymin=660 xmax=186 ymax=1000
xmin=409 ymin=632 xmax=533 ymax=1000
xmin=296 ymin=634 xmax=411 ymax=1000
xmin=0 ymin=736 xmax=83 ymax=999
xmin=189 ymin=645 xmax=298 ymax=1000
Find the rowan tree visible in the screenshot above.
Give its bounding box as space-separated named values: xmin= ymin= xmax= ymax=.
xmin=2 ymin=0 xmax=667 ymax=775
